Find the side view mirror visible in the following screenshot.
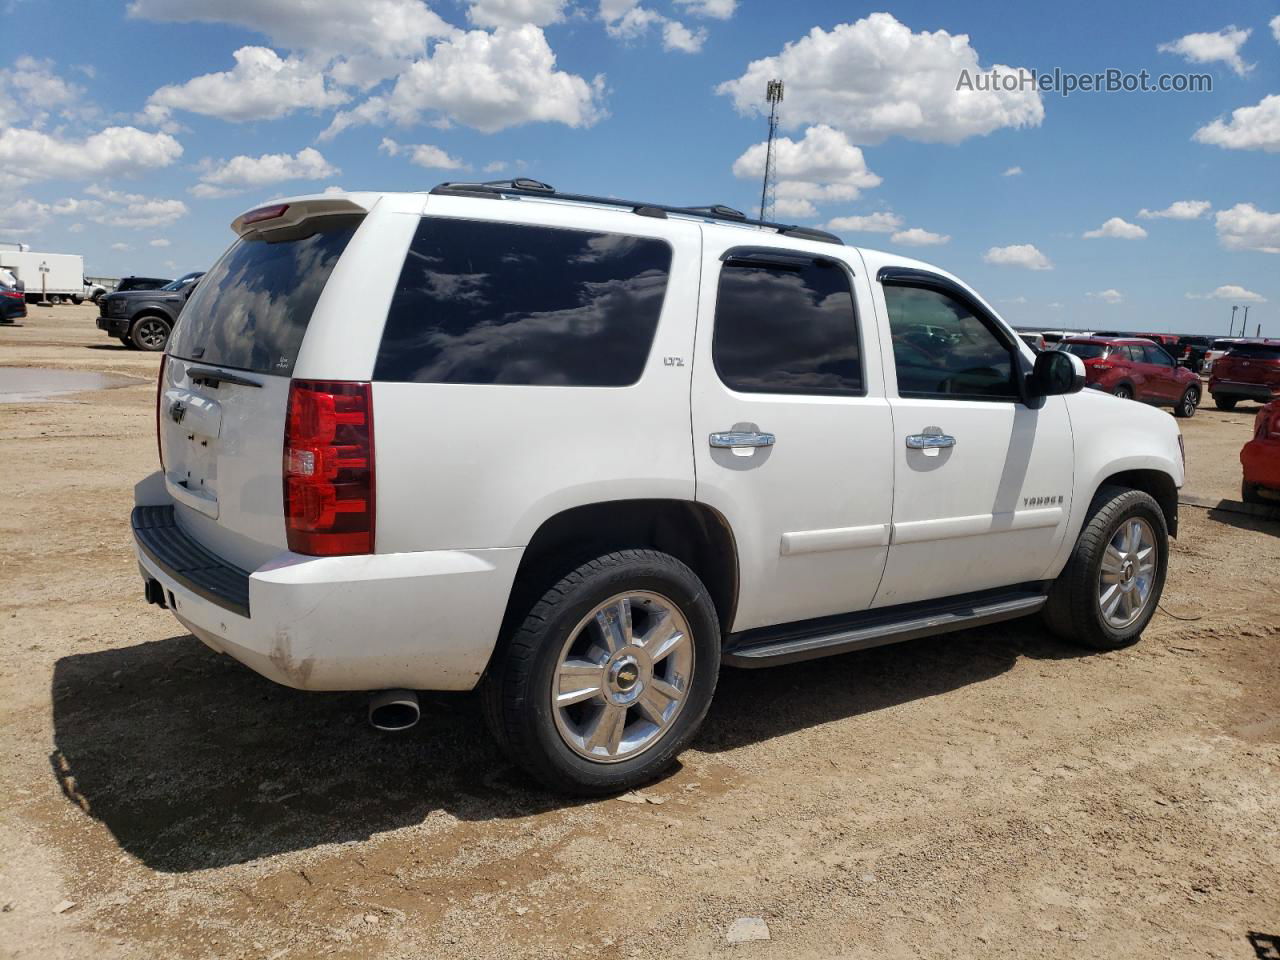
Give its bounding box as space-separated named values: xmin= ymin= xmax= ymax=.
xmin=1031 ymin=349 xmax=1085 ymax=397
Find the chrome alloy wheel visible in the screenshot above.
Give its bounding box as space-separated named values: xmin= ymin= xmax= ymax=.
xmin=551 ymin=591 xmax=694 ymax=763
xmin=1098 ymin=517 xmax=1157 ymax=629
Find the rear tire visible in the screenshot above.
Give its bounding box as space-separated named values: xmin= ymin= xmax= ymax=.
xmin=483 ymin=549 xmax=720 ymax=795
xmin=70 ymin=295 xmax=84 ymax=305
xmin=1242 ymin=481 xmax=1267 ymax=505
xmin=1113 ymin=384 xmax=1133 ymax=400
xmin=1214 ymin=396 xmax=1237 ymax=411
xmin=1173 ymin=386 xmax=1199 ymax=418
xmin=1042 ymin=486 xmax=1168 ymax=651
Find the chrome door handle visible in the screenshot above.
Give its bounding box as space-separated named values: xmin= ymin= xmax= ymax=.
xmin=710 ymin=431 xmax=776 ymax=448
xmin=906 ymin=432 xmax=956 ymax=449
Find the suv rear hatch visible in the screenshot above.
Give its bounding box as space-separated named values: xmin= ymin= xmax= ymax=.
xmin=160 ymin=202 xmax=366 ymax=571
xmin=1214 ymin=342 xmax=1280 ymax=387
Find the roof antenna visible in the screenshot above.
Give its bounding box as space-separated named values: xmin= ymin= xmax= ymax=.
xmin=759 ymin=79 xmax=784 ymax=222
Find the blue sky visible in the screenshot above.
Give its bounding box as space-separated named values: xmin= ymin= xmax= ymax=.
xmin=1 ymin=0 xmax=1277 ymax=334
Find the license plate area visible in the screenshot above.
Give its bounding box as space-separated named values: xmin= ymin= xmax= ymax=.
xmin=163 ymin=387 xmax=222 ymax=517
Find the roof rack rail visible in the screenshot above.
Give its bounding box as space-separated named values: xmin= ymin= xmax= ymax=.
xmin=429 ymin=180 xmax=844 ymax=245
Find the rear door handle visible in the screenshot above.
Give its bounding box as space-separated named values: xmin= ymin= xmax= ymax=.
xmin=710 ymin=431 xmax=776 ymax=449
xmin=906 ymin=432 xmax=956 ymax=449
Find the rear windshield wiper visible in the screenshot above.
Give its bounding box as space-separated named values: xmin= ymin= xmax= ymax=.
xmin=184 ymin=364 xmax=263 ymax=389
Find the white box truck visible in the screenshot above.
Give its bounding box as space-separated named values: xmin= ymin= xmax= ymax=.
xmin=0 ymin=245 xmax=86 ymax=303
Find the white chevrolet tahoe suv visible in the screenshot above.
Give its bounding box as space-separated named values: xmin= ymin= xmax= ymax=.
xmin=132 ymin=180 xmax=1185 ymax=794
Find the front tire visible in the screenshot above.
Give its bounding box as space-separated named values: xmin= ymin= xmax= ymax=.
xmin=1214 ymin=396 xmax=1237 ymax=411
xmin=130 ymin=316 xmax=170 ymax=351
xmin=1113 ymin=384 xmax=1134 ymax=400
xmin=483 ymin=550 xmax=720 ymax=795
xmin=1173 ymin=386 xmax=1199 ymax=418
xmin=1042 ymin=486 xmax=1168 ymax=650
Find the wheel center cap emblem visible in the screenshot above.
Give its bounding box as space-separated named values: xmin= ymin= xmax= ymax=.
xmin=1122 ymin=559 xmax=1135 ymax=584
xmin=615 ymin=662 xmax=639 ymax=690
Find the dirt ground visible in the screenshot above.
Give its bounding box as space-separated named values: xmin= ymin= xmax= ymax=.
xmin=2 ymin=304 xmax=1277 ymax=960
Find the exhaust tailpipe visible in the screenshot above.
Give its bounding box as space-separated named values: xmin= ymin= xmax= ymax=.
xmin=368 ymin=689 xmax=420 ymax=732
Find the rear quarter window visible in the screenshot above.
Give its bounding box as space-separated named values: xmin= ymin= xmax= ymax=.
xmin=374 ymin=218 xmax=672 ymax=387
xmin=1227 ymin=343 xmax=1280 ymax=359
xmin=168 ymin=215 xmax=362 ymax=375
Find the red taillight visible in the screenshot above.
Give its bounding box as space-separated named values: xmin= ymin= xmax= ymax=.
xmin=155 ymin=355 xmax=167 ymax=470
xmin=283 ymin=380 xmax=374 ymax=556
xmin=1 ymin=290 xmax=22 ymax=300
xmin=243 ymin=203 xmax=289 ymax=225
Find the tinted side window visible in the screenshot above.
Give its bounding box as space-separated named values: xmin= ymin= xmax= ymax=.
xmin=883 ymin=285 xmax=1015 ymax=399
xmin=1123 ymin=345 xmax=1145 ymax=363
xmin=712 ymin=259 xmax=862 ymax=396
xmin=375 ymin=219 xmax=672 ymax=387
xmin=1143 ymin=344 xmax=1173 ymax=366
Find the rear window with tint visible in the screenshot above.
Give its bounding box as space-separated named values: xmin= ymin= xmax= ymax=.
xmin=1063 ymin=342 xmax=1108 ymax=359
xmin=168 ymin=215 xmax=362 ymax=375
xmin=1227 ymin=343 xmax=1280 ymax=359
xmin=374 ymin=218 xmax=672 ymax=386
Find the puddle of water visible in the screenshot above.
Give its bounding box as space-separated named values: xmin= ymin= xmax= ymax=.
xmin=0 ymin=367 xmax=147 ymax=404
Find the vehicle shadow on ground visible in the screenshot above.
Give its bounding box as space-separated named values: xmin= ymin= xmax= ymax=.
xmin=1207 ymin=505 xmax=1280 ymax=536
xmin=50 ymin=622 xmax=1088 ymax=873
xmin=84 ymin=344 xmax=132 ymax=351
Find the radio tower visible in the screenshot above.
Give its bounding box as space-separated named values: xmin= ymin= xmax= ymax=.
xmin=759 ymin=79 xmax=784 ymax=221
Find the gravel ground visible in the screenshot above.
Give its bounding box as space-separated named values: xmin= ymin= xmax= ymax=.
xmin=2 ymin=305 xmax=1277 ymax=960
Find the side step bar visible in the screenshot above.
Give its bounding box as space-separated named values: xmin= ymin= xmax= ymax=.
xmin=722 ymin=586 xmax=1049 ymax=668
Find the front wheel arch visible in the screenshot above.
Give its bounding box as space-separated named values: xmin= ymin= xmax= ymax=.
xmin=1091 ymin=469 xmax=1178 ymax=538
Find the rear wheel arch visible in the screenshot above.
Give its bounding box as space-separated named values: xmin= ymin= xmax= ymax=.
xmin=1091 ymin=469 xmax=1178 ymax=537
xmin=500 ymin=499 xmax=739 ymax=642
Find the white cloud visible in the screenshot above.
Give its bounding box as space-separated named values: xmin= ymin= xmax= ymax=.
xmin=983 ymin=244 xmax=1052 ymax=270
xmin=68 ymin=223 xmax=85 ymax=234
xmin=1158 ymin=26 xmax=1252 ymax=76
xmin=150 ymin=238 xmax=171 ymax=247
xmin=1186 ymin=284 xmax=1266 ymax=302
xmin=891 ymin=227 xmax=949 ymax=246
xmin=675 ymin=0 xmax=736 ymax=18
xmin=146 ymin=47 xmax=348 ymax=123
xmin=1137 ymin=200 xmax=1211 ymax=220
xmin=1083 ymin=217 xmax=1147 ymax=239
xmin=718 ymin=12 xmax=1043 ymax=145
xmin=379 ymin=137 xmax=467 ymax=169
xmin=85 ymin=184 xmax=188 ymax=228
xmin=1193 ymin=94 xmax=1280 ymax=153
xmin=322 ymin=26 xmax=605 ymax=137
xmin=110 ymin=242 xmax=131 ymax=252
xmin=192 ymin=147 xmax=338 ymax=198
xmin=484 ymin=160 xmax=508 ymax=173
xmin=468 ymin=0 xmax=567 ymax=28
xmin=826 ymin=211 xmax=903 ymax=233
xmin=0 ymin=56 xmax=86 ymax=127
xmin=1002 ymin=165 xmax=1023 ymax=176
xmin=0 ymin=126 xmax=182 ymax=184
xmin=1215 ymin=203 xmax=1280 ymax=254
xmin=127 ymin=0 xmax=456 ymax=60
xmin=662 ymin=20 xmax=706 ymax=53
xmin=601 ymin=1 xmax=704 ymax=53
xmin=1088 ymin=289 xmax=1124 ymax=305
xmin=1273 ymin=14 xmax=1280 ymax=44
xmin=0 ymin=197 xmax=53 ymax=235
xmin=732 ymin=124 xmax=881 ymax=216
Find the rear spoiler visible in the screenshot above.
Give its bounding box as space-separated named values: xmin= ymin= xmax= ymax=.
xmin=230 ymin=196 xmax=372 ymax=237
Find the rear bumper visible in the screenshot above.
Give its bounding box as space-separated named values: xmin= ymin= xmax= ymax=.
xmin=1242 ymin=438 xmax=1280 ymax=491
xmin=132 ymin=503 xmax=523 ymax=692
xmin=1210 ymin=380 xmax=1278 ymax=403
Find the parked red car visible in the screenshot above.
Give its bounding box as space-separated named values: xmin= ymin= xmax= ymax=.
xmin=1241 ymin=400 xmax=1280 ymax=504
xmin=1060 ymin=337 xmax=1202 ymax=417
xmin=1207 ymin=339 xmax=1280 ymax=411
